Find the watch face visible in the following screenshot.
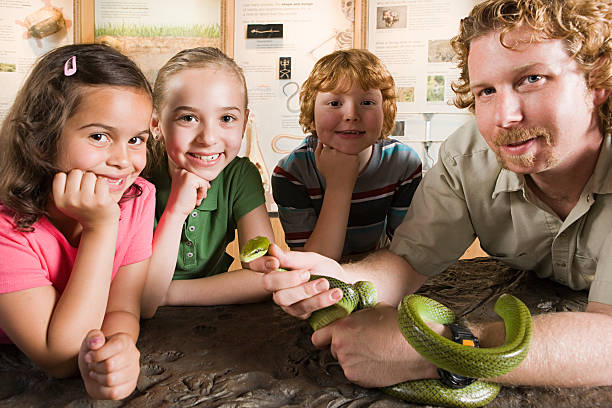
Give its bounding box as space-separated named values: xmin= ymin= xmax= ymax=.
xmin=437 ymin=368 xmax=477 ymax=389
xmin=437 ymin=324 xmax=480 ymax=389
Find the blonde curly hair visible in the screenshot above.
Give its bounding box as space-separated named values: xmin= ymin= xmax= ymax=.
xmin=451 ymin=0 xmax=612 ymax=134
xmin=299 ymin=49 xmax=397 ymax=139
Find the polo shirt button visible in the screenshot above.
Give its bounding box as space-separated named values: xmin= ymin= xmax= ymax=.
xmin=188 ymin=226 xmax=196 ymax=232
xmin=191 ymin=212 xmax=198 ymax=217
xmin=187 ymin=252 xmax=194 ymax=258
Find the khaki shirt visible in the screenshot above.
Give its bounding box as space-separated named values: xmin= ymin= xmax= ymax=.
xmin=390 ymin=119 xmax=612 ymax=305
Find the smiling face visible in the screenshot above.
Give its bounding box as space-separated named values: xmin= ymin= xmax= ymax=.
xmin=468 ymin=28 xmax=606 ymax=175
xmin=154 ymin=67 xmax=248 ymax=181
xmin=56 ymin=86 xmax=152 ymax=202
xmin=313 ymin=81 xmax=384 ymax=155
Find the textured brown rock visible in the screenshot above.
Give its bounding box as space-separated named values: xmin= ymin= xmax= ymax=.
xmin=0 ymin=258 xmax=610 ymax=407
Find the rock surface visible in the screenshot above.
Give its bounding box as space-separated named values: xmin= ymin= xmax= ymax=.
xmin=1 ymin=258 xmax=611 ymax=407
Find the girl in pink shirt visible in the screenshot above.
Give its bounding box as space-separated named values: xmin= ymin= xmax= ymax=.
xmin=0 ymin=44 xmax=155 ymax=400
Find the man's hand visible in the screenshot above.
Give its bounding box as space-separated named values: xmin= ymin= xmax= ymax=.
xmin=312 ymin=304 xmax=439 ymax=387
xmin=78 ymin=330 xmax=140 ymax=400
xmin=262 ymin=244 xmax=348 ymax=319
xmin=315 ymin=142 xmax=360 ymax=188
xmin=53 ymin=170 xmax=120 ymax=229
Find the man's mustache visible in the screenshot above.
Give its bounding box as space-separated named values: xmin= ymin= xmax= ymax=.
xmin=495 ymin=127 xmax=552 ymax=147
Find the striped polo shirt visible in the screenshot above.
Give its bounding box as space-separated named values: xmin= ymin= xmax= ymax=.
xmin=272 ymin=135 xmax=422 ymax=256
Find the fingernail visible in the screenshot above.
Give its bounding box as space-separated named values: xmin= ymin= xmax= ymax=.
xmin=84 ymin=353 xmax=92 ymax=364
xmin=331 ymin=289 xmax=343 ymax=300
xmin=315 ymin=279 xmax=327 ymax=291
xmin=265 ymin=261 xmax=274 ymax=269
xmin=301 ymin=271 xmax=311 ymax=281
xmin=89 ymin=336 xmax=101 ymax=347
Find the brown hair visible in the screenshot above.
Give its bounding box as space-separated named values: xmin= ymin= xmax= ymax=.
xmin=150 ymin=47 xmax=248 ymax=166
xmin=451 ymin=0 xmax=611 ymax=134
xmin=299 ymin=49 xmax=397 ymax=139
xmin=0 ymin=43 xmax=152 ymax=231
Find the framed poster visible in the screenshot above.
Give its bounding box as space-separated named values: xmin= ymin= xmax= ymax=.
xmin=0 ymin=0 xmax=78 ymax=122
xmin=364 ymin=0 xmax=475 ymax=168
xmin=231 ymin=0 xmax=360 ymax=210
xmin=93 ymin=0 xmax=223 ymax=81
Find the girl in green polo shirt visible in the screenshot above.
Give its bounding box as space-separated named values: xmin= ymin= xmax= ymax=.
xmin=141 ymin=47 xmax=278 ymax=318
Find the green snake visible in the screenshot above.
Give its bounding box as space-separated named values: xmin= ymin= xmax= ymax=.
xmin=240 ymin=237 xmax=533 ymax=408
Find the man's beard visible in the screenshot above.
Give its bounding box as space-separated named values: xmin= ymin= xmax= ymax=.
xmin=493 ymin=127 xmax=558 ymax=170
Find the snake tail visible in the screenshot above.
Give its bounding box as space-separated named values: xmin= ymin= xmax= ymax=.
xmin=397 ymin=294 xmax=532 ymax=379
xmin=308 ymin=275 xmax=360 ymax=331
xmin=383 ymin=379 xmax=501 ymax=408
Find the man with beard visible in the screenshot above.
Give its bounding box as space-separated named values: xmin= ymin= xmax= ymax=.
xmin=261 ymin=0 xmax=612 ymax=389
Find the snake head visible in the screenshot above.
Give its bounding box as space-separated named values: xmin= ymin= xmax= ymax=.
xmin=239 ymin=236 xmax=271 ymax=262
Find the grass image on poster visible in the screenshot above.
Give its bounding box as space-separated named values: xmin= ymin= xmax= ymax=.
xmin=94 ymin=0 xmax=221 ymax=81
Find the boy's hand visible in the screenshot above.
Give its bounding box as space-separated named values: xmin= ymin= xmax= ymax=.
xmin=78 ymin=330 xmax=140 ymax=400
xmin=315 ymin=142 xmax=360 ymax=188
xmin=52 ymin=170 xmax=120 ymax=229
xmin=167 ymin=168 xmax=211 ymax=217
xmin=262 ymin=244 xmax=346 ymax=319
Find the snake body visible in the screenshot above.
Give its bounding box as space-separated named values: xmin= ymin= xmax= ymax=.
xmin=240 ymin=237 xmax=533 ymax=408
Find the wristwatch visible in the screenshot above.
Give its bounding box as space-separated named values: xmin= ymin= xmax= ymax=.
xmin=437 ymin=323 xmax=479 ymax=388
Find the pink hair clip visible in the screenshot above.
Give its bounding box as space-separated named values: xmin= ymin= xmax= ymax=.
xmin=64 ymin=55 xmax=76 ymax=76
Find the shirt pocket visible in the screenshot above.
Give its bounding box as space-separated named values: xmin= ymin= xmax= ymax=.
xmin=572 ymin=253 xmax=596 ymax=290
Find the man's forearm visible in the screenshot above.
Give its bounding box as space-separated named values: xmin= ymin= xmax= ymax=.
xmin=474 ymin=308 xmax=612 ymax=387
xmin=343 ymin=249 xmax=428 ymax=307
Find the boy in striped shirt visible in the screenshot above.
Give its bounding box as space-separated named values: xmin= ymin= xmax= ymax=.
xmin=272 ymin=49 xmax=422 ymax=261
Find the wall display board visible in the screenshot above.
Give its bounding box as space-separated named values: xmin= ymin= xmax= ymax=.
xmin=94 ymin=0 xmax=221 ymax=81
xmin=232 ymin=0 xmax=357 ymax=210
xmin=0 ymin=0 xmax=75 ymax=122
xmin=366 ymin=0 xmax=476 ymax=169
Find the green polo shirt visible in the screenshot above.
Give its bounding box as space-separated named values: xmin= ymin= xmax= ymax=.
xmin=152 ymin=157 xmax=266 ymax=280
xmin=390 ymin=119 xmax=612 ymax=305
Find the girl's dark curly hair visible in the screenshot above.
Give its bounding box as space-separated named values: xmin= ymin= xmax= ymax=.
xmin=0 ymin=43 xmax=152 ymax=231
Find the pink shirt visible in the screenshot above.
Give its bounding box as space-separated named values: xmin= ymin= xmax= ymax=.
xmin=0 ymin=178 xmax=155 ymax=342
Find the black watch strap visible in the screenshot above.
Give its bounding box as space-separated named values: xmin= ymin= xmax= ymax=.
xmin=437 ymin=323 xmax=479 ymax=389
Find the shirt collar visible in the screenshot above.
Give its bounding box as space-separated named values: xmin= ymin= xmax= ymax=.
xmin=588 ymin=133 xmax=612 ymax=194
xmin=492 ymin=168 xmax=525 ymax=199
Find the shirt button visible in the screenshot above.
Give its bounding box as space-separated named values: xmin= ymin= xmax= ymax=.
xmin=188 ymin=226 xmax=196 ymax=232
xmin=186 ymin=241 xmax=193 ymax=247
xmin=191 ymin=212 xmax=198 ymax=217
xmin=556 ymin=262 xmax=567 ymax=268
xmin=187 ymin=252 xmax=194 ymax=258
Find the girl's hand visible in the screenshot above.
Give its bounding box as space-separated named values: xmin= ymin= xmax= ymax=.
xmin=52 ymin=170 xmax=120 ymax=229
xmin=244 ymin=255 xmax=280 ymax=274
xmin=315 ymin=142 xmax=360 ymax=189
xmin=78 ymin=329 xmax=140 ymax=400
xmin=167 ymin=168 xmax=211 ymax=217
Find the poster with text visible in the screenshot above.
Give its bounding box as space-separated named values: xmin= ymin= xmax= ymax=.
xmin=368 ymin=0 xmax=475 ymax=116
xmin=233 ymin=0 xmax=355 ymax=210
xmin=95 ymin=0 xmax=221 ymax=81
xmin=0 ymin=0 xmax=74 ymax=122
